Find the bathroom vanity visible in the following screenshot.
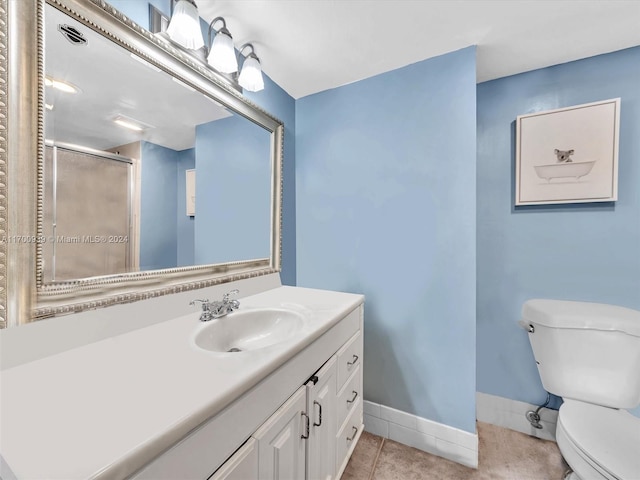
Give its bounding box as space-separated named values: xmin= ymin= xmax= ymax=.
xmin=0 ymin=286 xmax=364 ymax=479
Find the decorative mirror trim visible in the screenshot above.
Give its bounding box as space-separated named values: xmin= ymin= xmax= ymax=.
xmin=0 ymin=0 xmax=8 ymax=328
xmin=3 ymin=0 xmax=284 ymax=324
xmin=3 ymin=0 xmax=41 ymax=327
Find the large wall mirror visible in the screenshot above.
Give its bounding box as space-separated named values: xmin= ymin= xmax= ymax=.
xmin=3 ymin=0 xmax=283 ymax=324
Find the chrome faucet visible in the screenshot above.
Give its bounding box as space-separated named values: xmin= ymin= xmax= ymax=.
xmin=190 ymin=289 xmax=240 ymax=322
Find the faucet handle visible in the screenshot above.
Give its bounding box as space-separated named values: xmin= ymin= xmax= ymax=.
xmin=223 ymin=290 xmax=239 ymax=302
xmin=190 ymin=299 xmax=210 ymax=310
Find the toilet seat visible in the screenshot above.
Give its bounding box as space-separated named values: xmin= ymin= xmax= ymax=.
xmin=557 ymin=400 xmax=640 ymax=480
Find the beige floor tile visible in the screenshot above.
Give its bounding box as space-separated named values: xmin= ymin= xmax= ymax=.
xmin=477 ymin=422 xmax=567 ymax=480
xmin=344 ymin=421 xmax=568 ymax=480
xmin=341 ymin=431 xmax=384 ymax=480
xmin=372 ymin=438 xmax=476 ymax=480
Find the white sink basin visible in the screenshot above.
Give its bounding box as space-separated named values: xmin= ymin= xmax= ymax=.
xmin=193 ymin=308 xmax=306 ymax=353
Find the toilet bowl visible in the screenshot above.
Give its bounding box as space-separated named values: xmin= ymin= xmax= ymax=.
xmin=556 ymin=400 xmax=640 ymax=480
xmin=522 ymin=299 xmax=640 ymax=480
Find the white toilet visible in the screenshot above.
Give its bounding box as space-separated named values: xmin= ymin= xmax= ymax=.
xmin=522 ymin=299 xmax=640 ymax=480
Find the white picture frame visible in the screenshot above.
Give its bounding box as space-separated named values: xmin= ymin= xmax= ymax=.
xmin=186 ymin=169 xmax=195 ymax=216
xmin=515 ymin=98 xmax=620 ymax=206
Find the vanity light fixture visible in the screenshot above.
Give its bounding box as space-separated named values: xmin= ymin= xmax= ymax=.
xmin=238 ymin=43 xmax=264 ymax=92
xmin=157 ymin=5 xmax=265 ymax=93
xmin=113 ymin=114 xmax=152 ymax=132
xmin=166 ymin=0 xmax=205 ymax=50
xmin=44 ymin=76 xmax=79 ymax=94
xmin=207 ymin=17 xmax=238 ymax=74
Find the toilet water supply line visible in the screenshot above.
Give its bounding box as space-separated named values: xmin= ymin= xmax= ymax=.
xmin=526 ymin=393 xmax=551 ymax=429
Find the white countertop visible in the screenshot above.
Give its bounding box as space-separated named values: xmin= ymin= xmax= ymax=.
xmin=0 ymin=286 xmax=363 ymax=479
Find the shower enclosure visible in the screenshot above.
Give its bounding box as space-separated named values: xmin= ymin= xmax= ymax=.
xmin=43 ymin=142 xmax=135 ymax=283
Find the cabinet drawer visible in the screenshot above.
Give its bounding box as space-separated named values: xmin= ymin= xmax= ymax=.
xmin=336 ymin=331 xmax=362 ymax=390
xmin=335 ymin=398 xmax=363 ymax=478
xmin=336 ymin=365 xmax=361 ymax=432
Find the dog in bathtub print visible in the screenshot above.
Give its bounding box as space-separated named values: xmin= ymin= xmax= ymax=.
xmin=533 ymin=148 xmax=596 ymax=182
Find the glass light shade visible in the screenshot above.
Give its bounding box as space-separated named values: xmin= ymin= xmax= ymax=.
xmin=238 ymin=55 xmax=264 ymax=92
xmin=207 ymin=31 xmax=238 ymax=73
xmin=166 ymin=0 xmax=205 ymax=50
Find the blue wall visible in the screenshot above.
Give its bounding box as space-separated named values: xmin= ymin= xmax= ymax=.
xmin=139 ymin=141 xmax=179 ymax=270
xmin=296 ymin=47 xmax=477 ymax=433
xmin=477 ymin=46 xmax=640 ymax=416
xmin=177 ymin=148 xmax=195 ymax=266
xmin=140 ymin=143 xmax=196 ymax=270
xmin=194 ymin=116 xmax=271 ymax=265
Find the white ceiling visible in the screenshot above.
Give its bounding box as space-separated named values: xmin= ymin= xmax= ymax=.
xmin=198 ymin=1 xmax=640 ymax=100
xmin=46 ymin=5 xmax=230 ymax=152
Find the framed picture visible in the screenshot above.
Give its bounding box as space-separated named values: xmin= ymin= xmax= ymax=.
xmin=515 ymin=98 xmax=620 ymax=206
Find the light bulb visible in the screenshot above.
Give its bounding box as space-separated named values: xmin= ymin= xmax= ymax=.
xmin=239 ymin=55 xmax=264 ymax=92
xmin=207 ymin=30 xmax=238 ymax=73
xmin=166 ymin=0 xmax=205 ymax=50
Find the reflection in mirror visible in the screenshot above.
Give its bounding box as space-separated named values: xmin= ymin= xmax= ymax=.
xmin=42 ymin=143 xmax=133 ymax=282
xmin=43 ymin=4 xmax=272 ymax=283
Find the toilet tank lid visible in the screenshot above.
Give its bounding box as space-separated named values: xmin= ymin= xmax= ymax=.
xmin=522 ymin=299 xmax=640 ymax=337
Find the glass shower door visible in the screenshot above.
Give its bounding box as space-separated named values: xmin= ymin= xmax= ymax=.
xmin=43 ymin=144 xmax=133 ymax=283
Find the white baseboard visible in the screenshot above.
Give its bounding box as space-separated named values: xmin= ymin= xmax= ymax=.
xmin=476 ymin=392 xmax=558 ymax=442
xmin=363 ymin=400 xmax=478 ymax=469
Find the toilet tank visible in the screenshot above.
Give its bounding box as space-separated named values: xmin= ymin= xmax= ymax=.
xmin=522 ymin=299 xmax=640 ymax=409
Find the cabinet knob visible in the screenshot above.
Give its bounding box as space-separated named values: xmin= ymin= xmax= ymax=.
xmin=346 ymin=426 xmax=358 ymax=442
xmin=346 ymin=391 xmax=358 ymax=405
xmin=347 ymin=354 xmax=359 ymax=367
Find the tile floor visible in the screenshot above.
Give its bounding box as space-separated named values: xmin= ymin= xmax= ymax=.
xmin=342 ymin=421 xmax=568 ymax=480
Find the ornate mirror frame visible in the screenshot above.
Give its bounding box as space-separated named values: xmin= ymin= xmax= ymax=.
xmin=1 ymin=0 xmax=283 ymax=326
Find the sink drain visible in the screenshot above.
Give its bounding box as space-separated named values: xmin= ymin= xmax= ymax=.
xmin=227 ymin=347 xmax=242 ymax=353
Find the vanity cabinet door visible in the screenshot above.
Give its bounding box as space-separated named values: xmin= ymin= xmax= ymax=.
xmin=253 ymin=386 xmax=307 ymax=480
xmin=208 ymin=438 xmax=258 ymax=480
xmin=306 ymin=356 xmax=337 ymax=480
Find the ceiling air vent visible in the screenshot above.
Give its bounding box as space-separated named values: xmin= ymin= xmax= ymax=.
xmin=58 ymin=24 xmax=88 ymax=46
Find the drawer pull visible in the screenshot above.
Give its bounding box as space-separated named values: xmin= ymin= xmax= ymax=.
xmin=301 ymin=412 xmax=310 ymax=439
xmin=313 ymin=400 xmax=322 ymax=427
xmin=346 ymin=426 xmax=358 ymax=442
xmin=347 ymin=354 xmax=359 ymax=367
xmin=346 ymin=391 xmax=358 ymax=405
